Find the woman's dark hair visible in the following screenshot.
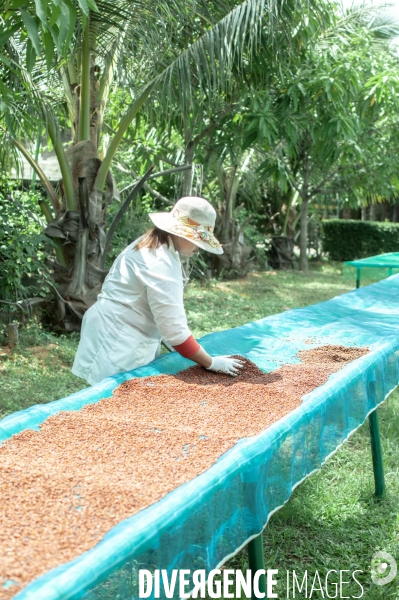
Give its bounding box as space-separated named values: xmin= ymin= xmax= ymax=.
xmin=135 ymin=226 xmax=172 ymax=251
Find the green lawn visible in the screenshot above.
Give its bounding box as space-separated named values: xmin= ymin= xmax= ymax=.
xmin=185 ymin=261 xmax=354 ymax=338
xmin=0 ymin=262 xmax=354 ymax=419
xmin=1 ymin=263 xmax=398 ymax=599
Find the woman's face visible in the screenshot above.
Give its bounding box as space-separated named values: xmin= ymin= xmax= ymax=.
xmin=174 ymin=236 xmax=199 ymax=257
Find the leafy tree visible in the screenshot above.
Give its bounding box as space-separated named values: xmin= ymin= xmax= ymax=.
xmin=245 ymin=7 xmax=399 ymax=269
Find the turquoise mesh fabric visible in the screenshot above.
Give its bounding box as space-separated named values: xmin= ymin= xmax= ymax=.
xmin=345 ymin=251 xmax=399 ymax=268
xmin=344 ymin=252 xmax=399 ymax=284
xmin=3 ymin=275 xmax=399 ymax=599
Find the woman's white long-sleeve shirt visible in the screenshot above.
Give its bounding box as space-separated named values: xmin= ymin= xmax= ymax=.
xmin=72 ymin=238 xmax=192 ymax=385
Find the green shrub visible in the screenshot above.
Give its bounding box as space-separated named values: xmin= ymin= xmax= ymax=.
xmin=0 ymin=180 xmax=52 ymax=303
xmin=321 ymin=219 xmax=399 ymax=261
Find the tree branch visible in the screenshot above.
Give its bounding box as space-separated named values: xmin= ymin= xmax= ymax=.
xmin=148 ymin=165 xmax=193 ymax=180
xmin=78 ymin=18 xmax=91 ymax=142
xmin=95 ymin=83 xmax=155 ymax=192
xmin=119 ymin=165 xmax=191 ymax=198
xmin=121 ymin=167 xmax=173 ymax=205
xmin=5 ymin=132 xmax=60 ymax=212
xmin=135 ymin=178 xmax=174 ymax=206
xmin=42 ymin=106 xmax=76 ymax=211
xmin=100 ymin=165 xmax=156 ymax=269
xmin=309 ymin=167 xmax=341 ymax=198
xmin=192 ymin=105 xmax=235 ymax=146
xmin=284 ymin=166 xmax=301 ymax=194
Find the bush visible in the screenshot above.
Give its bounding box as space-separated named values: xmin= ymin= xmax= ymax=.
xmin=0 ymin=180 xmax=52 ymax=303
xmin=321 ymin=219 xmax=399 ymax=261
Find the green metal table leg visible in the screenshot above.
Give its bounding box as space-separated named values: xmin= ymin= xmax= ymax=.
xmin=356 ymin=267 xmax=361 ymax=289
xmin=369 ymin=409 xmax=385 ymax=499
xmin=247 ymin=533 xmax=266 ymax=599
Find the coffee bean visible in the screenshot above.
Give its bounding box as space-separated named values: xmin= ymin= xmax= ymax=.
xmin=0 ymin=345 xmax=368 ymax=597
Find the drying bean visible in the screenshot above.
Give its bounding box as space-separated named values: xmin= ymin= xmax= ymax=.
xmin=0 ymin=345 xmax=368 ymax=598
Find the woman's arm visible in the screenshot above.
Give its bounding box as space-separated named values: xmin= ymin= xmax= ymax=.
xmin=187 ymin=345 xmax=212 ymax=368
xmin=140 ymin=254 xmax=243 ymax=375
xmin=173 ymin=336 xmax=243 ymax=375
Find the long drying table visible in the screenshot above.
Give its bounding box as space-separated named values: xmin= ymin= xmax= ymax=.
xmin=345 ymin=252 xmax=399 ymax=288
xmin=2 ymin=276 xmax=399 ymax=599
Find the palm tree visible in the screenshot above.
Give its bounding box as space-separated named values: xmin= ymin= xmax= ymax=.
xmin=1 ymin=0 xmax=323 ymax=328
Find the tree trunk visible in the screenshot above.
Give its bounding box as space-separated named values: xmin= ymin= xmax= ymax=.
xmin=361 ymin=206 xmax=367 ymax=221
xmin=380 ymin=200 xmax=388 ymax=222
xmin=178 ymin=138 xmax=195 ymax=277
xmin=369 ymin=203 xmax=376 ymax=221
xmin=213 ymin=164 xmax=253 ymax=276
xmin=220 ymin=165 xmax=238 ymax=244
xmin=299 ymin=196 xmax=309 ymax=271
xmin=182 ymin=139 xmax=195 ymax=196
xmin=68 ymin=229 xmax=89 ymax=297
xmin=31 ymin=40 xmax=155 ymax=331
xmin=299 ymin=155 xmax=310 ymax=271
xmin=7 ymin=323 xmax=19 ymax=348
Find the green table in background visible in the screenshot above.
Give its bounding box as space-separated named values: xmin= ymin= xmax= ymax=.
xmin=345 ymin=252 xmax=399 ymax=288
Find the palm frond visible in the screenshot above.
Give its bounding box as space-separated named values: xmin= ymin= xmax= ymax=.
xmin=137 ymin=0 xmax=324 ymax=118
xmin=368 ymin=9 xmax=399 ymax=39
xmin=330 ymin=1 xmax=399 ymax=42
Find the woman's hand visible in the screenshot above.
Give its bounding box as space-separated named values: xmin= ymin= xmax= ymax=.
xmin=206 ymin=356 xmax=244 ymax=376
xmin=187 ymin=345 xmax=244 ymax=376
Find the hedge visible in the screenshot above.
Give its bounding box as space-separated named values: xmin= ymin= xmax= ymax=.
xmin=321 ymin=219 xmax=399 ymax=262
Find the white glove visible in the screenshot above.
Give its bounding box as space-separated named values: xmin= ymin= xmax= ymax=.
xmin=206 ymin=356 xmax=244 ymax=376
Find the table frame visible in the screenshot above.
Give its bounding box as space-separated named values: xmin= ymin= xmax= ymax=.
xmin=356 ymin=267 xmax=393 ymax=288
xmin=246 ymin=407 xmax=385 ymax=598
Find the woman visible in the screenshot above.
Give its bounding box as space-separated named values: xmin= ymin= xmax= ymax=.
xmin=72 ymin=196 xmax=243 ymax=385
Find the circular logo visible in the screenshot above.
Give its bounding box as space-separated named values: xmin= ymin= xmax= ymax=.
xmin=371 ymin=551 xmax=397 ymax=586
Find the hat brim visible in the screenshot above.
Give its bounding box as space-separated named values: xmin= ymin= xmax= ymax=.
xmin=149 ymin=212 xmax=224 ymax=255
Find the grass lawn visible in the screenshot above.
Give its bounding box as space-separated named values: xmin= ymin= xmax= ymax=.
xmin=0 ymin=261 xmax=354 ymax=418
xmin=0 ymin=262 xmax=398 ymax=599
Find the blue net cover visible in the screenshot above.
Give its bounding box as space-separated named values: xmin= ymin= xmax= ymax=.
xmin=2 ymin=275 xmax=399 ymax=600
xmin=345 ymin=251 xmax=399 ymax=268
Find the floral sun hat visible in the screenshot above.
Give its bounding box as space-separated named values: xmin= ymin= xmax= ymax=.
xmin=149 ymin=197 xmax=223 ymax=255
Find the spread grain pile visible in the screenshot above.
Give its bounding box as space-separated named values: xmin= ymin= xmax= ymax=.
xmin=0 ymin=345 xmax=368 ymax=597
